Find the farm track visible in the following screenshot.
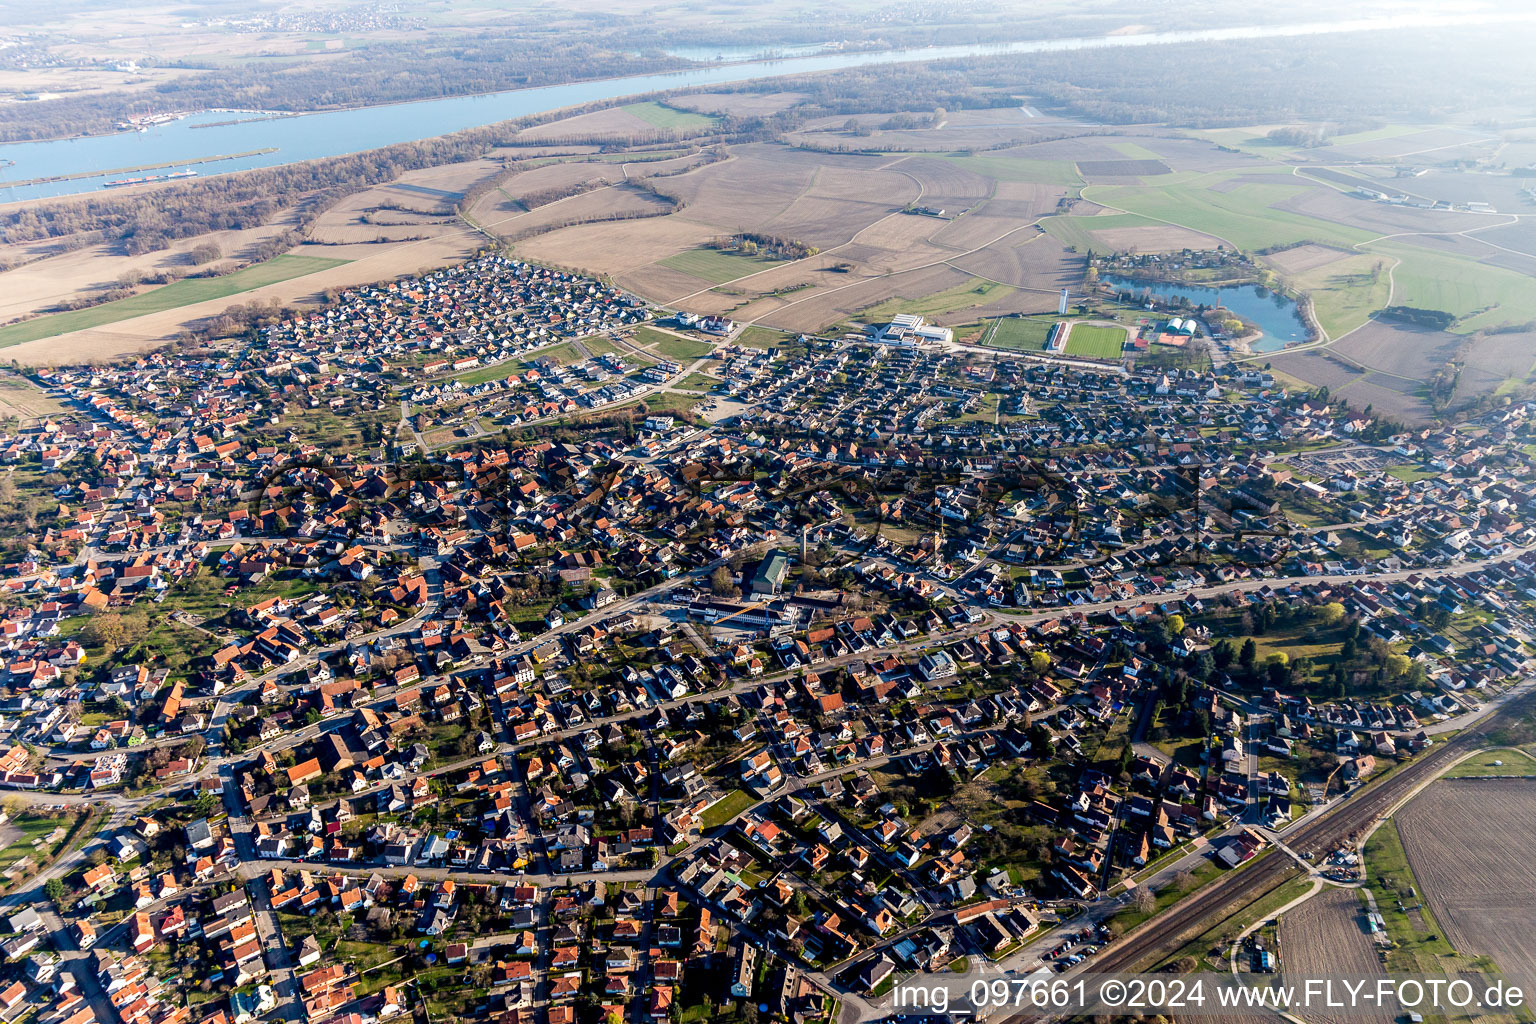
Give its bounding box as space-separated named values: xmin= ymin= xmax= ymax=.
xmin=1087 ymin=690 xmax=1536 ymax=975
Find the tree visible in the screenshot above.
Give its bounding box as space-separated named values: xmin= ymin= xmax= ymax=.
xmin=83 ymin=613 xmax=126 ymax=652
xmin=709 ymin=565 xmax=739 ymax=599
xmin=1132 ymin=884 xmax=1156 ymax=913
xmin=1385 ymin=653 xmax=1411 ymax=678
xmin=1028 ymin=650 xmax=1051 ymax=675
xmin=1238 ymin=638 xmax=1257 ymax=670
xmin=1317 ymin=601 xmax=1346 ymax=626
xmin=1164 ymin=614 xmax=1185 ymax=640
xmin=45 ymin=877 xmax=66 ymax=904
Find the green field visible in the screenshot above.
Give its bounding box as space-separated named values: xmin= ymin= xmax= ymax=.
xmin=860 ymin=279 xmax=1015 ymax=322
xmin=734 ymin=325 xmax=794 ymax=349
xmin=632 ymin=326 xmax=713 ymax=361
xmin=1083 ymin=181 xmax=1373 ymax=251
xmin=1365 ymin=240 xmax=1536 ymax=333
xmin=937 ymin=153 xmax=1083 ymax=187
xmin=980 ymin=317 xmax=1054 ymax=351
xmin=0 ymin=254 xmax=349 ymax=347
xmin=1039 ymin=212 xmax=1164 ymax=252
xmin=622 ymin=101 xmax=720 ymax=132
xmin=699 ymin=788 xmax=756 ymax=829
xmin=677 ymin=372 xmax=719 ymax=390
xmin=1444 ymin=747 xmax=1536 ymax=778
xmin=660 ymin=247 xmax=784 ymax=285
xmin=639 ymin=390 xmax=703 ymax=421
xmin=1064 ymin=323 xmax=1128 ymax=359
xmin=1281 ymin=250 xmax=1392 ymax=338
xmin=654 ymin=335 xmax=713 ymax=361
xmin=452 ymin=360 xmax=521 ymax=385
xmin=1111 ymin=140 xmax=1167 ymax=160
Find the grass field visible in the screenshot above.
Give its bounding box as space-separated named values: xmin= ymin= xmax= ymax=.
xmin=1064 ymin=323 xmax=1127 ymax=359
xmin=451 ymin=360 xmax=520 ymax=385
xmin=640 ymin=390 xmax=703 ymax=421
xmin=1039 ymin=212 xmax=1163 ymax=252
xmin=734 ymin=326 xmax=794 ymax=349
xmin=1444 ymin=748 xmax=1536 ymax=778
xmin=1366 ymin=240 xmax=1536 ymax=333
xmin=0 ymin=813 xmax=67 ymax=873
xmin=1362 ymin=817 xmax=1457 ymax=971
xmin=0 ymin=254 xmax=349 ymax=347
xmin=580 ymin=335 xmax=622 ymax=358
xmin=654 ymin=335 xmax=713 ymax=361
xmin=622 ymin=101 xmax=720 ymax=132
xmin=1285 ymin=251 xmax=1393 ymax=338
xmin=1084 ymin=181 xmax=1373 ymax=252
xmin=660 ymin=247 xmax=785 ymax=285
xmin=860 ymin=279 xmax=1015 ymax=321
xmin=631 ymin=327 xmax=713 ymax=361
xmin=700 ymin=789 xmax=755 ymax=829
xmin=980 ymin=316 xmax=1053 ymax=350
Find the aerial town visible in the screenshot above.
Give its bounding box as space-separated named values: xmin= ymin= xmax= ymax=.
xmin=0 ymin=237 xmax=1528 ymax=1024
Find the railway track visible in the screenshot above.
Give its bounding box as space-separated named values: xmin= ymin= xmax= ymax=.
xmin=1088 ymin=691 xmax=1535 ymax=974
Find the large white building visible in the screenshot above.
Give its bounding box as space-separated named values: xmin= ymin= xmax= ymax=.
xmin=874 ymin=313 xmax=952 ymax=345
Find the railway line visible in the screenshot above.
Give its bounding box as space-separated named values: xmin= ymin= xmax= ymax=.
xmin=1086 ymin=689 xmax=1536 ymax=975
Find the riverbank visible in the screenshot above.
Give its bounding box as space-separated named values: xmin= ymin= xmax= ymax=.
xmin=6 ymin=11 xmax=1532 ymax=204
xmin=0 ymin=148 xmax=279 ymax=190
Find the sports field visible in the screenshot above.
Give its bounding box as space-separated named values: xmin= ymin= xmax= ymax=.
xmin=1063 ymin=323 xmax=1128 ymax=359
xmin=659 ymin=247 xmax=785 ymax=285
xmin=0 ymin=254 xmax=349 ymax=348
xmin=980 ymin=317 xmax=1053 ymax=351
xmin=622 ymin=101 xmax=720 ymax=132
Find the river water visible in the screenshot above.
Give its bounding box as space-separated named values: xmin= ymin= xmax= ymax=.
xmin=1102 ymin=275 xmax=1308 ymax=352
xmin=0 ymin=10 xmax=1528 ymax=203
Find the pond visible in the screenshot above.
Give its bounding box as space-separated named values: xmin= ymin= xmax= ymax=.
xmin=1102 ymin=275 xmax=1310 ymax=353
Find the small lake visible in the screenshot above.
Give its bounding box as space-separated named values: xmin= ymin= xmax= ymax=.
xmin=1102 ymin=275 xmax=1309 ymax=353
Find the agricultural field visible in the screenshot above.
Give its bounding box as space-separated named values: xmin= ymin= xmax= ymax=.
xmin=660 ymin=247 xmax=785 ymax=285
xmin=1083 ymin=179 xmax=1373 ymax=252
xmin=0 ymin=254 xmax=349 ymax=348
xmin=0 ymin=212 xmax=309 ymax=326
xmin=1370 ymin=240 xmax=1536 ymax=334
xmin=1280 ymin=251 xmax=1392 ymax=338
xmin=622 ymin=101 xmax=720 ymax=132
xmin=1275 ymin=888 xmax=1395 ymax=1024
xmin=1394 ymin=779 xmax=1536 ymax=980
xmin=1064 ymin=323 xmax=1128 ymax=359
xmin=859 ymin=280 xmax=1015 ymax=322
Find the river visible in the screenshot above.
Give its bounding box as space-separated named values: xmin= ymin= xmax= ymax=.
xmin=0 ymin=10 xmax=1529 ymax=204
xmin=1102 ymin=275 xmax=1308 ymax=353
